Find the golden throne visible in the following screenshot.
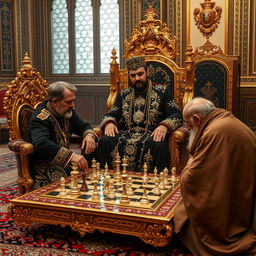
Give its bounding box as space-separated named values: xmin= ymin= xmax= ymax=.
xmin=107 ymin=6 xmax=194 ymax=173
xmin=3 ymin=53 xmax=48 ymax=194
xmin=192 ymin=40 xmax=240 ymax=117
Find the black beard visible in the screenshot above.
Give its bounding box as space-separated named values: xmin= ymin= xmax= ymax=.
xmin=132 ymin=80 xmax=148 ymax=95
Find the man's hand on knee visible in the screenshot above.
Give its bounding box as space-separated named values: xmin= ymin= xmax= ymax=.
xmin=104 ymin=122 xmax=119 ymax=137
xmin=70 ymin=153 xmax=88 ymax=170
xmin=151 ymin=125 xmax=168 ymax=142
xmin=82 ymin=134 xmax=97 ymax=154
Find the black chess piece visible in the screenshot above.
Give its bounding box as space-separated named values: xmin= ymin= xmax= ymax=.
xmin=80 ymin=171 xmax=88 ymax=192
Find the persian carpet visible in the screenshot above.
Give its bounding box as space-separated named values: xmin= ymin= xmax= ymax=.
xmin=0 ymin=144 xmax=194 ymax=256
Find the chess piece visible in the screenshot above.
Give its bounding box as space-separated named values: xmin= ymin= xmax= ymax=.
xmin=107 ymin=178 xmax=116 ymax=199
xmin=114 ymin=152 xmax=121 ymax=182
xmin=92 ymin=179 xmax=100 ymax=200
xmin=104 ymin=175 xmax=110 ymax=195
xmin=120 ymin=173 xmax=130 ymax=204
xmin=153 ymin=167 xmax=158 ymax=182
xmin=140 ymin=178 xmax=149 ymax=204
xmin=163 ymin=167 xmax=169 ymax=186
xmin=59 ymin=177 xmax=67 ymax=196
xmin=80 ymin=171 xmax=88 ymax=192
xmin=143 ymin=162 xmax=148 ymax=182
xmin=159 ymin=172 xmax=165 ymax=190
xmin=104 ymin=162 xmax=109 ymax=178
xmin=152 ymin=177 xmax=161 ymax=196
xmin=70 ymin=163 xmax=80 ymax=195
xmin=122 ymin=156 xmax=128 ymax=175
xmin=127 ymin=176 xmax=134 ymax=196
xmin=170 ymin=167 xmax=177 ymax=183
xmin=91 ymin=158 xmax=97 ymax=180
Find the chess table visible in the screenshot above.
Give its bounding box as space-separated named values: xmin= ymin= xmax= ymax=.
xmin=9 ymin=170 xmax=181 ymax=247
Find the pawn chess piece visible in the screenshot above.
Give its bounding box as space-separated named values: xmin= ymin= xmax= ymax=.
xmin=127 ymin=176 xmax=134 ymax=196
xmin=107 ymin=178 xmax=116 ymax=199
xmin=143 ymin=162 xmax=148 ymax=182
xmin=170 ymin=167 xmax=177 ymax=183
xmin=153 ymin=167 xmax=158 ymax=182
xmin=70 ymin=162 xmax=81 ymax=195
xmin=159 ymin=172 xmax=165 ymax=190
xmin=140 ymin=179 xmax=149 ymax=204
xmin=59 ymin=177 xmax=66 ymax=196
xmin=152 ymin=177 xmax=161 ymax=196
xmin=104 ymin=162 xmax=109 ymax=178
xmin=163 ymin=167 xmax=169 ymax=186
xmin=104 ymin=175 xmax=110 ymax=195
xmin=92 ymin=179 xmax=100 ymax=200
xmin=80 ymin=171 xmax=88 ymax=192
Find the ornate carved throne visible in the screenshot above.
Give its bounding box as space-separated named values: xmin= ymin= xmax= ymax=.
xmin=107 ymin=6 xmax=194 ymax=173
xmin=192 ymin=40 xmax=240 ymax=117
xmin=3 ymin=53 xmax=48 ymax=194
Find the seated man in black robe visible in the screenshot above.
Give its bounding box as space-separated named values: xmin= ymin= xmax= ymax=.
xmin=28 ymin=81 xmax=98 ymax=189
xmin=97 ymin=56 xmax=182 ymax=172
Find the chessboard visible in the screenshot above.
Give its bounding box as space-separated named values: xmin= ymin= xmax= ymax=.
xmin=45 ymin=171 xmax=179 ymax=209
xmin=9 ymin=158 xmax=181 ymax=247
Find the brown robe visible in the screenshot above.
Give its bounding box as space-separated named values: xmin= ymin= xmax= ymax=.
xmin=174 ymin=109 xmax=256 ymax=256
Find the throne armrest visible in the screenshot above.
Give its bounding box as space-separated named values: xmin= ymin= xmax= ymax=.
xmin=8 ymin=138 xmax=34 ymax=155
xmin=169 ymin=126 xmax=190 ymax=175
xmin=8 ymin=139 xmax=34 ymax=194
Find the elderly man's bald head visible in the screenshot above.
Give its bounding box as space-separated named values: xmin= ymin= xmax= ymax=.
xmin=183 ymin=97 xmax=216 ymax=119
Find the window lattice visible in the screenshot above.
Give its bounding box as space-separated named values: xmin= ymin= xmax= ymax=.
xmin=100 ymin=0 xmax=120 ymax=73
xmin=75 ymin=0 xmax=94 ymax=74
xmin=51 ymin=0 xmax=69 ymax=74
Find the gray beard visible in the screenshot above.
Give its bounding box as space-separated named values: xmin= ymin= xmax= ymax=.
xmin=187 ymin=126 xmax=199 ymax=151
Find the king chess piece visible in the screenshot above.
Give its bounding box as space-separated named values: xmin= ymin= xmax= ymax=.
xmin=114 ymin=152 xmax=121 ymax=182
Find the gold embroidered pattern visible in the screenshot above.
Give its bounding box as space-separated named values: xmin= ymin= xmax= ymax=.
xmin=36 ymin=108 xmax=50 ymax=120
xmin=52 ymin=146 xmax=72 ymax=167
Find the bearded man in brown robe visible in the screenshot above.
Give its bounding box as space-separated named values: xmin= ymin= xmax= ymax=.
xmin=174 ymin=97 xmax=256 ymax=256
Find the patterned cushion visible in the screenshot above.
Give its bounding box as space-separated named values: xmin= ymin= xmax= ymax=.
xmin=0 ymin=88 xmax=6 ymax=117
xmin=195 ymin=61 xmax=227 ymax=109
xmin=18 ymin=105 xmax=34 ymax=141
xmin=147 ymin=61 xmax=174 ymax=96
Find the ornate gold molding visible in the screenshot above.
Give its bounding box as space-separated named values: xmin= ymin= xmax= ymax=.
xmin=193 ymin=0 xmax=222 ymax=39
xmin=124 ymin=5 xmax=177 ymax=59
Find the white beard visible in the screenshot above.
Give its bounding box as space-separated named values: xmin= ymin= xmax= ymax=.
xmin=187 ymin=126 xmax=199 ymax=151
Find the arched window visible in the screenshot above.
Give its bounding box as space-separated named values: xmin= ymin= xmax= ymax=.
xmin=50 ymin=0 xmax=120 ymax=75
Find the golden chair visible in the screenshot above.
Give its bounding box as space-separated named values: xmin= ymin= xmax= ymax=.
xmin=107 ymin=6 xmax=194 ymax=174
xmin=3 ymin=53 xmax=48 ymax=194
xmin=192 ymin=40 xmax=240 ymax=117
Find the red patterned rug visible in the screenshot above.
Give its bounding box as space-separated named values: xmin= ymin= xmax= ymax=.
xmin=0 ymin=150 xmax=193 ymax=255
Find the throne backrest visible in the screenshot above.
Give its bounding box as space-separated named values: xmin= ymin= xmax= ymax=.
xmin=3 ymin=53 xmax=48 ymax=141
xmin=107 ymin=6 xmax=194 ymax=110
xmin=192 ymin=40 xmax=240 ymax=117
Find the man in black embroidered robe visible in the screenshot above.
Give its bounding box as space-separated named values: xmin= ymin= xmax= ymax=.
xmin=28 ymin=81 xmax=98 ymax=189
xmin=97 ymin=57 xmax=182 ymax=172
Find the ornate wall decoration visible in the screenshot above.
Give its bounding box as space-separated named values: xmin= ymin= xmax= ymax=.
xmin=193 ymin=0 xmax=222 ymax=39
xmin=0 ymin=0 xmax=14 ymax=75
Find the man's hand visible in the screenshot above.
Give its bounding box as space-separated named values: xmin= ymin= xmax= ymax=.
xmin=104 ymin=122 xmax=119 ymax=137
xmin=70 ymin=153 xmax=88 ymax=170
xmin=81 ymin=134 xmax=96 ymax=154
xmin=151 ymin=125 xmax=168 ymax=142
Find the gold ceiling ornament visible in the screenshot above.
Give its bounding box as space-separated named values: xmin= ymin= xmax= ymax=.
xmin=193 ymin=0 xmax=222 ymax=39
xmin=124 ymin=5 xmax=177 ymax=59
